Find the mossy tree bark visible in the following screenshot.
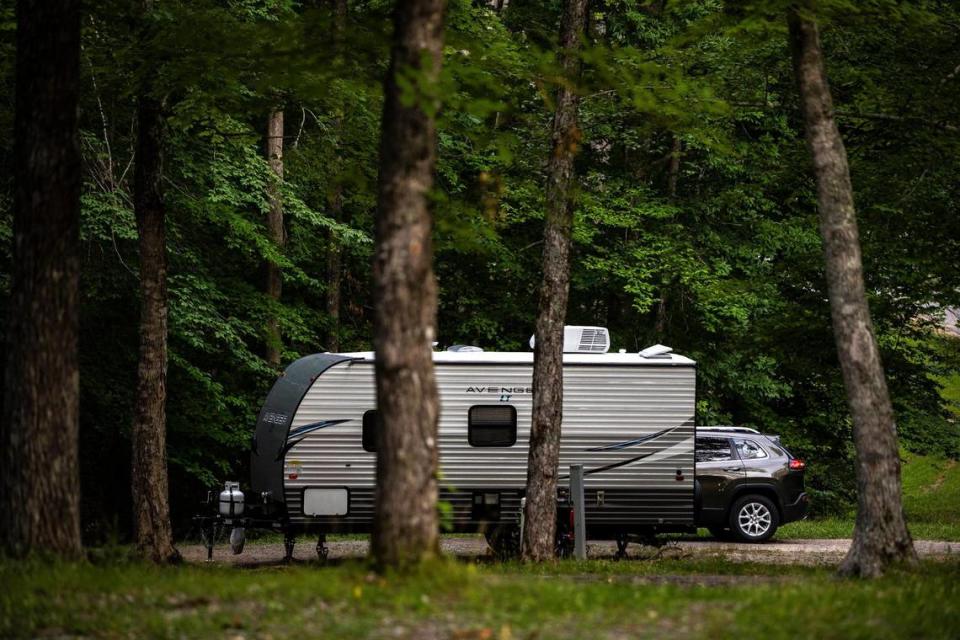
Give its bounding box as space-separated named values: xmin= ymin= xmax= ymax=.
xmin=370 ymin=0 xmax=445 ymax=569
xmin=522 ymin=0 xmax=589 ymax=562
xmin=0 ymin=0 xmax=83 ymax=558
xmin=788 ymin=4 xmax=917 ymax=578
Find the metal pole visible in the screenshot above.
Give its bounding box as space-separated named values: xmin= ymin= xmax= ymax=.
xmin=519 ymin=496 xmax=526 ymax=557
xmin=570 ymin=464 xmax=586 ymax=559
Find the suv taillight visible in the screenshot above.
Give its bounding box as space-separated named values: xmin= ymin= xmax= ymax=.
xmin=789 ymin=459 xmax=806 ymax=471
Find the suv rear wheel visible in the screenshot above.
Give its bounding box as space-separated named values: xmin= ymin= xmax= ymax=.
xmin=728 ymin=495 xmax=779 ymax=542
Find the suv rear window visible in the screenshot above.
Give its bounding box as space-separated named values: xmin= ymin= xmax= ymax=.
xmin=734 ymin=438 xmax=768 ymax=460
xmin=695 ymin=437 xmax=733 ymax=462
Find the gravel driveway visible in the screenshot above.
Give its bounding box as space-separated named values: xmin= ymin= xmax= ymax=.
xmin=179 ymin=536 xmax=958 ymax=567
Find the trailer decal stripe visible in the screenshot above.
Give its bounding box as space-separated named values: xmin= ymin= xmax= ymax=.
xmin=561 ymin=434 xmax=693 ymax=479
xmin=585 ymin=427 xmax=675 ymax=451
xmin=278 ymin=419 xmax=351 ymax=460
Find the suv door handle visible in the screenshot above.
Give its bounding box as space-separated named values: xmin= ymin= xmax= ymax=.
xmin=723 ymin=467 xmax=742 ymax=472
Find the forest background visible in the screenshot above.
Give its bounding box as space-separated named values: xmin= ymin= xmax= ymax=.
xmin=0 ymin=0 xmax=957 ymax=543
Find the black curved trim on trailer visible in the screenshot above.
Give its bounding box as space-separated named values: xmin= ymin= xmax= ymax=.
xmin=250 ymin=353 xmax=355 ymax=509
xmin=278 ymin=419 xmax=352 ymax=460
xmin=585 ymin=427 xmax=675 ymax=451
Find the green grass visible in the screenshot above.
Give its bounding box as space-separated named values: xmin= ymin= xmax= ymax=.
xmin=4 ymin=453 xmax=959 ymax=638
xmin=933 ymin=370 xmax=960 ymax=417
xmin=770 ymin=519 xmax=960 ymax=541
xmin=764 ymin=449 xmax=960 ymax=541
xmin=1 ymin=557 xmax=958 ymax=639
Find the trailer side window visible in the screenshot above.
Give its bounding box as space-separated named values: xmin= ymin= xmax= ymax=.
xmin=468 ymin=405 xmax=517 ymax=447
xmin=362 ymin=410 xmax=379 ymax=452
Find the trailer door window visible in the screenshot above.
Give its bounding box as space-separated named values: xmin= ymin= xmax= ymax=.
xmin=362 ymin=410 xmax=379 ymax=452
xmin=468 ymin=405 xmax=517 ymax=447
xmin=695 ymin=437 xmax=733 ymax=462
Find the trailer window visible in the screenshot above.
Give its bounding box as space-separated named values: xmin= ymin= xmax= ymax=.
xmin=468 ymin=405 xmax=517 ymax=447
xmin=362 ymin=410 xmax=379 ymax=452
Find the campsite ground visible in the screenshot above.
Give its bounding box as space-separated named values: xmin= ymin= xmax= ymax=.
xmin=176 ymin=535 xmax=959 ymax=567
xmin=2 ymin=554 xmax=958 ymax=639
xmin=3 ymin=450 xmax=958 ymax=639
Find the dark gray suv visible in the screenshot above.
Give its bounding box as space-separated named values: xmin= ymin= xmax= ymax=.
xmin=695 ymin=427 xmax=808 ymax=542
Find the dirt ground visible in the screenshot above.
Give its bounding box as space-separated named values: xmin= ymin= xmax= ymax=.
xmin=179 ymin=536 xmax=959 ymax=567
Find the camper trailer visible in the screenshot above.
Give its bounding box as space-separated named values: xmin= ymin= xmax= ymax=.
xmin=206 ymin=327 xmax=697 ymax=559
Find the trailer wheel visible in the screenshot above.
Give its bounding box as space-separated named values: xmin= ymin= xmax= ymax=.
xmin=728 ymin=495 xmax=779 ymax=542
xmin=485 ymin=525 xmax=520 ymax=560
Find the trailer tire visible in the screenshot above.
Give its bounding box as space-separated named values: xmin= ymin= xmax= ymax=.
xmin=485 ymin=525 xmax=520 ymax=560
xmin=728 ymin=494 xmax=779 ymax=542
xmin=707 ymin=526 xmax=732 ymax=541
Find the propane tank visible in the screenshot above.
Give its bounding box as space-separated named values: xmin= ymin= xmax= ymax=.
xmin=218 ymin=481 xmax=245 ymax=519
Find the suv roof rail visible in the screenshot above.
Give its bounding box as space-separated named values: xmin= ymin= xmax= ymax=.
xmin=697 ymin=426 xmax=761 ymax=434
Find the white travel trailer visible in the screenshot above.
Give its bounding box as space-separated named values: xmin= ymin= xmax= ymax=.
xmin=208 ymin=327 xmax=697 ymax=559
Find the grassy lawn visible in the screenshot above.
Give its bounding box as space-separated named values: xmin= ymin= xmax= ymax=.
xmin=3 ymin=453 xmax=958 ymax=638
xmin=761 ymin=449 xmax=960 ymax=541
xmin=1 ymin=557 xmax=958 ymax=640
xmin=770 ymin=518 xmax=960 ymax=541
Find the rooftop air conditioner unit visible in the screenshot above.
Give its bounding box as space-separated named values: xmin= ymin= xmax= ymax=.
xmin=528 ymin=326 xmax=610 ymax=354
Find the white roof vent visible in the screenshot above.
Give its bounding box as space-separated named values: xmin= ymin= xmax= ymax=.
xmin=528 ymin=326 xmax=610 ymax=353
xmin=639 ymin=344 xmax=673 ymax=359
xmin=447 ymin=345 xmax=483 ymax=353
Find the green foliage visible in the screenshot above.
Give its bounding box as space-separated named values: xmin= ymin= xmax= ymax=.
xmin=0 ymin=0 xmax=958 ymax=536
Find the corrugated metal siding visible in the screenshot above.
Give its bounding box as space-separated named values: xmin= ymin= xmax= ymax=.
xmin=284 ymin=361 xmax=695 ymax=526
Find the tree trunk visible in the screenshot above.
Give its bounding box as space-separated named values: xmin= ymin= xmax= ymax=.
xmin=522 ymin=0 xmax=588 ymax=562
xmin=0 ymin=0 xmax=82 ymax=558
xmin=265 ymin=108 xmax=285 ymax=368
xmin=131 ymin=74 xmax=180 ymax=564
xmin=787 ymin=5 xmax=917 ymax=578
xmin=370 ymin=0 xmax=445 ymax=569
xmin=326 ymin=0 xmax=347 ymax=353
xmin=326 ymin=185 xmax=343 ymax=353
xmin=333 ymin=0 xmax=347 ymax=40
xmin=667 ymin=133 xmax=680 ymax=199
xmin=654 ymin=288 xmax=668 ymax=338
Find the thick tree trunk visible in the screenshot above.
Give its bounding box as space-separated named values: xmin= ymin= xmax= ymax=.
xmin=0 ymin=0 xmax=82 ymax=558
xmin=265 ymin=108 xmax=285 ymax=367
xmin=370 ymin=0 xmax=445 ymax=569
xmin=522 ymin=0 xmax=588 ymax=562
xmin=131 ymin=81 xmax=179 ymax=564
xmin=788 ymin=5 xmax=917 ymax=578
